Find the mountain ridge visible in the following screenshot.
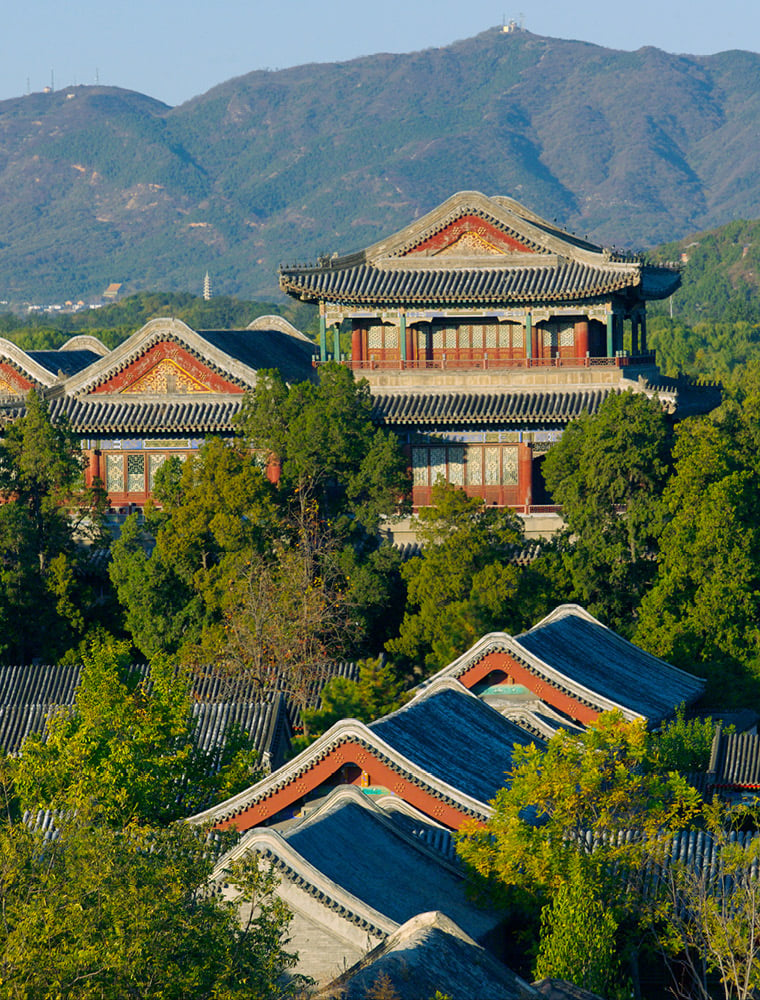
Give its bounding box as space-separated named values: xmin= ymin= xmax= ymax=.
xmin=1 ymin=28 xmax=760 ymax=301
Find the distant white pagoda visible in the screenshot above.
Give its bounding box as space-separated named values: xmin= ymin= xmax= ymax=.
xmin=203 ymin=271 xmax=212 ymax=300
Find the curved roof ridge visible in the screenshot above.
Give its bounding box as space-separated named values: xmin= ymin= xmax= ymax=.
xmin=417 ymin=627 xmax=644 ymax=721
xmin=0 ymin=338 xmax=58 ymax=387
xmin=186 ymin=713 xmax=494 ymax=828
xmin=520 ymin=603 xmax=710 ymax=687
xmin=283 ymin=785 xmax=467 ymax=877
xmin=245 ymin=314 xmax=311 ymax=342
xmin=58 ymin=335 xmax=109 ymax=356
xmin=212 ymin=824 xmax=398 ymax=938
xmin=63 ymin=317 xmax=261 ymax=396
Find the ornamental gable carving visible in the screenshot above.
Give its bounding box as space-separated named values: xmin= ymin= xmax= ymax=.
xmin=92 ymin=341 xmax=243 ymax=395
xmin=0 ymin=363 xmax=34 ymax=396
xmin=404 ymin=215 xmax=536 ymax=257
xmin=127 ymin=358 xmax=212 ymax=394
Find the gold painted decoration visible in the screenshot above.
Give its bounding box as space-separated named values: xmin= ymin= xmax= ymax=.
xmin=435 ymin=231 xmax=504 ymax=256
xmin=123 ymin=358 xmax=212 ymax=394
xmin=0 ymin=374 xmax=22 ymax=395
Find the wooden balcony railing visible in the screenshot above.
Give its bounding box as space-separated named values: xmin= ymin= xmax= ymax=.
xmin=315 ymin=353 xmax=657 ymax=371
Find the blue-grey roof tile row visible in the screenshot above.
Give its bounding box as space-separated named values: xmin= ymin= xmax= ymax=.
xmin=280 ymin=261 xmax=639 ymax=306
xmin=283 ymin=795 xmax=498 ymax=942
xmin=370 ymin=687 xmax=536 ymax=805
xmin=517 ymin=614 xmax=705 ymax=722
xmin=373 ymin=388 xmax=616 ymax=425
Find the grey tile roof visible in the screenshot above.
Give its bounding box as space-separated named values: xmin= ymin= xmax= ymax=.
xmin=189 ymin=681 xmax=533 ymax=829
xmin=279 ymin=259 xmax=649 ymax=307
xmin=422 ymin=606 xmax=706 ymax=726
xmin=323 ymin=910 xmax=535 ymax=1000
xmin=370 ymin=685 xmax=537 ymax=805
xmin=708 ymin=729 xmax=760 ymax=790
xmin=516 ymin=607 xmax=706 ymax=723
xmin=373 ymin=388 xmax=617 ymax=426
xmin=0 ymin=662 xmax=292 ymax=767
xmin=282 ymin=790 xmax=501 ymax=942
xmin=197 ymin=328 xmax=316 ymax=384
xmin=26 ymin=350 xmax=103 ymax=377
xmin=279 ymin=190 xmax=681 ymax=308
xmin=46 ymin=395 xmax=244 ymax=433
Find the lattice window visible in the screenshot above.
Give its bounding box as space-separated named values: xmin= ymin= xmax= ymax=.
xmin=445 ymin=328 xmax=457 ymax=349
xmin=512 ymin=327 xmax=524 ymax=348
xmin=106 ymin=454 xmax=123 ymax=493
xmin=430 ymin=447 xmax=446 ymax=484
xmin=502 ymin=447 xmax=519 ymax=485
xmin=471 ymin=326 xmax=483 ymax=349
xmin=498 ymin=325 xmax=511 ymax=348
xmin=412 ymin=447 xmax=428 ymax=487
xmin=485 ymin=325 xmax=498 ymax=349
xmin=485 ymin=446 xmax=500 ymax=485
xmin=368 ymin=326 xmax=383 ymax=350
xmin=127 ymin=454 xmax=145 ymax=493
xmin=432 ymin=328 xmax=444 ymax=350
xmin=385 ymin=327 xmax=399 ymax=349
xmin=149 ymin=453 xmax=166 ymax=491
xmin=448 ymin=446 xmax=464 ymax=485
xmin=559 ymin=326 xmax=575 ymax=348
xmin=466 ymin=446 xmax=482 ymax=485
xmin=542 ymin=329 xmax=556 ymax=348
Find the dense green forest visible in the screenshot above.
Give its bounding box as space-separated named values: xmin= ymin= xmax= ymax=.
xmin=3 ymin=371 xmax=760 ymax=995
xmin=3 ymin=262 xmax=760 ymax=992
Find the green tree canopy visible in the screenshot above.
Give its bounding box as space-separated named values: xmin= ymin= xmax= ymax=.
xmin=456 ymin=712 xmax=707 ymax=996
xmin=385 ymin=482 xmax=528 ymax=674
xmin=109 ymin=437 xmax=279 ymax=660
xmin=0 ymin=389 xmax=107 ymax=662
xmin=236 ymin=363 xmax=409 ymax=539
xmin=0 ymin=806 xmax=303 ymax=999
xmin=11 ymin=636 xmax=261 ymax=826
xmin=634 ymin=393 xmax=760 ymax=705
xmin=541 ymin=390 xmax=673 ymax=633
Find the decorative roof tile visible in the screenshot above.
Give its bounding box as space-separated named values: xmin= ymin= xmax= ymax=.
xmin=373 ymin=388 xmax=618 ymax=426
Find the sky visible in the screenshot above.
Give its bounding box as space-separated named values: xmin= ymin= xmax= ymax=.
xmin=2 ymin=0 xmax=759 ymax=108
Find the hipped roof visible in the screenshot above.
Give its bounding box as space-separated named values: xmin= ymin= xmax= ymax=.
xmin=280 ymin=190 xmax=681 ymax=307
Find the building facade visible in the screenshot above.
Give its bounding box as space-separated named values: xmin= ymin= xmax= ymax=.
xmin=280 ymin=191 xmax=717 ymax=514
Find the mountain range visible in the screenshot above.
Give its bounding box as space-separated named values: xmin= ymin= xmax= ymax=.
xmin=1 ymin=26 xmax=760 ymax=303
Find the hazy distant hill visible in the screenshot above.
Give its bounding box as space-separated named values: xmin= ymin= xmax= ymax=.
xmin=2 ymin=27 xmax=760 ymax=302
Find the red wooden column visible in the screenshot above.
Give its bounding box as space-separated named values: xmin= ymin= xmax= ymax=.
xmin=517 ymin=443 xmax=533 ymax=508
xmin=575 ymin=319 xmax=589 ymax=361
xmin=351 ymin=324 xmax=362 ymax=367
xmin=405 ymin=326 xmax=414 ymax=364
xmin=85 ymin=449 xmax=101 ymax=488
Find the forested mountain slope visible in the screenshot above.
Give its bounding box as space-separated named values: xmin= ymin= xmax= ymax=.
xmin=1 ymin=28 xmax=760 ymax=301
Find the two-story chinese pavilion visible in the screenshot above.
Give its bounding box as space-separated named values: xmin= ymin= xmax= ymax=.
xmin=280 ymin=191 xmax=717 ymax=516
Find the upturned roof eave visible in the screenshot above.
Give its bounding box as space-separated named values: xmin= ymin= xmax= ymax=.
xmin=278 ymin=281 xmax=635 ymax=309
xmin=186 ymin=713 xmax=493 ymax=829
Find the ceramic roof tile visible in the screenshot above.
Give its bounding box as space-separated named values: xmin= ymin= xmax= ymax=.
xmin=279 ymin=261 xmax=642 ymax=306
xmin=710 ymin=731 xmax=760 ymax=789
xmin=283 ymin=793 xmax=499 ymax=941
xmin=326 ymin=911 xmax=534 ymax=1000
xmin=516 ymin=609 xmax=705 ymax=722
xmin=370 ymin=687 xmax=535 ymax=805
xmin=372 ymin=388 xmax=616 ymax=425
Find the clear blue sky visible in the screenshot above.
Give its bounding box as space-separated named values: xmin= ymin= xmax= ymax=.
xmin=2 ymin=0 xmax=758 ymax=107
